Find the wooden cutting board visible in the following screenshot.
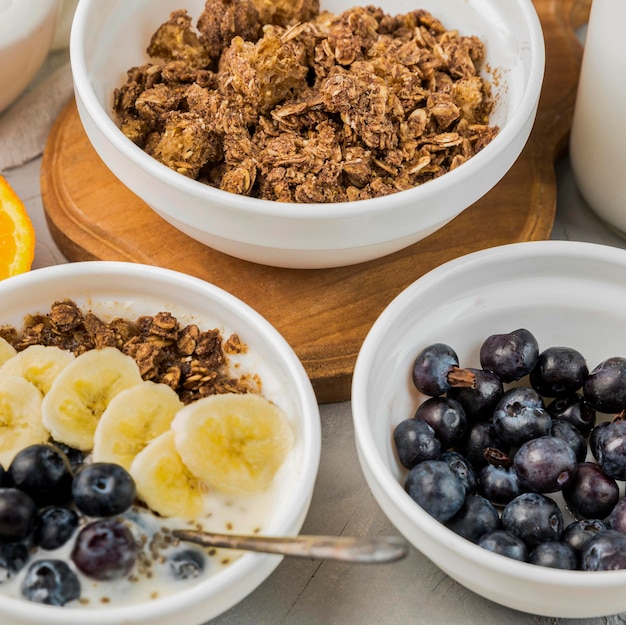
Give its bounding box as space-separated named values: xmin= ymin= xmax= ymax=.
xmin=40 ymin=0 xmax=589 ymax=404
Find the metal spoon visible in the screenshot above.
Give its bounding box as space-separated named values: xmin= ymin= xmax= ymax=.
xmin=172 ymin=529 xmax=408 ymax=564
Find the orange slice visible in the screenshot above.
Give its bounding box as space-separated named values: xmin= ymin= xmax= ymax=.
xmin=0 ymin=176 xmax=35 ymax=280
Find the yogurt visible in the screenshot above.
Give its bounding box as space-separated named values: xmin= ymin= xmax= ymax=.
xmin=0 ymin=307 xmax=301 ymax=608
xmin=0 ymin=479 xmax=292 ymax=607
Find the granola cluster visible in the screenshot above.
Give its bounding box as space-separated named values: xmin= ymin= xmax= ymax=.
xmin=113 ymin=0 xmax=499 ymax=202
xmin=0 ymin=300 xmax=259 ymax=404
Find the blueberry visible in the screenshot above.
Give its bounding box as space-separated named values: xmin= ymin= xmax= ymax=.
xmin=51 ymin=442 xmax=86 ymax=473
xmin=513 ymin=436 xmax=578 ymax=493
xmin=414 ymin=397 xmax=466 ymax=449
xmin=529 ymin=346 xmax=588 ymax=397
xmin=447 ymin=369 xmax=503 ymax=420
xmin=550 ymin=418 xmax=587 ymax=463
xmin=528 ymin=541 xmax=577 ymax=570
xmin=72 ymin=462 xmax=136 ymax=517
xmin=0 ymin=542 xmax=29 ymax=582
xmin=478 ymin=452 xmax=521 ymax=506
xmin=562 ymin=462 xmax=619 ymax=520
xmin=492 ymin=387 xmax=551 ymax=447
xmin=590 ymin=420 xmax=610 ymax=461
xmin=460 ymin=419 xmax=510 ymax=471
xmin=412 ymin=344 xmax=474 ymax=397
xmin=547 ymin=393 xmax=596 ymax=437
xmin=34 ymin=506 xmax=79 ymax=550
xmin=501 ymin=493 xmax=563 ymax=550
xmin=593 ymin=419 xmax=626 ymax=480
xmin=478 ymin=530 xmax=527 ymax=562
xmin=607 ymin=498 xmax=626 ymax=533
xmin=7 ymin=444 xmax=73 ymax=507
xmin=169 ymin=549 xmax=206 ymax=580
xmin=581 ymin=529 xmax=626 ymax=571
xmin=393 ymin=418 xmax=440 ymax=470
xmin=479 ymin=328 xmax=539 ymax=383
xmin=412 ymin=343 xmax=458 ymax=396
xmin=21 ymin=559 xmax=80 ymax=606
xmin=584 ymin=357 xmax=626 ymax=413
xmin=445 ymin=494 xmax=499 ymax=544
xmin=404 ymin=460 xmax=465 ymax=523
xmin=562 ymin=519 xmax=607 ymax=556
xmin=71 ymin=519 xmax=137 ymax=581
xmin=0 ymin=487 xmax=37 ymax=542
xmin=440 ymin=450 xmax=477 ymax=495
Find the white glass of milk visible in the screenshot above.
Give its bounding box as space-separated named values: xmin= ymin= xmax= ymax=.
xmin=570 ymin=0 xmax=626 ymax=235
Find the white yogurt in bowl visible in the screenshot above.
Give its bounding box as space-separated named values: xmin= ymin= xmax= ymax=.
xmin=0 ymin=261 xmax=321 ymax=625
xmin=0 ymin=481 xmax=294 ymax=608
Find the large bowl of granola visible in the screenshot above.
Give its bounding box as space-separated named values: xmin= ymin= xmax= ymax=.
xmin=70 ymin=0 xmax=545 ymax=268
xmin=0 ymin=261 xmax=321 ymax=625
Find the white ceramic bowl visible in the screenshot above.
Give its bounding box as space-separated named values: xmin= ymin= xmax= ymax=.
xmin=0 ymin=0 xmax=60 ymax=114
xmin=0 ymin=261 xmax=321 ymax=625
xmin=70 ymin=0 xmax=545 ymax=269
xmin=352 ymin=240 xmax=626 ymax=619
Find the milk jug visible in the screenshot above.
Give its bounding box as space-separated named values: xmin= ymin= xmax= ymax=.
xmin=570 ymin=0 xmax=626 ymax=234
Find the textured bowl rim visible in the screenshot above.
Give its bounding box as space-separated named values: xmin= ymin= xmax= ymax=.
xmin=69 ymin=0 xmax=545 ymax=221
xmin=0 ymin=261 xmax=322 ymax=625
xmin=352 ymin=240 xmax=626 ymax=593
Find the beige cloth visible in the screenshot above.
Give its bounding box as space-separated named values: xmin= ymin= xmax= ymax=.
xmin=0 ymin=50 xmax=73 ymax=173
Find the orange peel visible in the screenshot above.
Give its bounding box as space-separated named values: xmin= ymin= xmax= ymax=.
xmin=0 ymin=176 xmax=35 ymax=279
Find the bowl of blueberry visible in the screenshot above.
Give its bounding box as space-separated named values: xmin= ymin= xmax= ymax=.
xmin=0 ymin=261 xmax=321 ymax=625
xmin=352 ymin=240 xmax=626 ymax=618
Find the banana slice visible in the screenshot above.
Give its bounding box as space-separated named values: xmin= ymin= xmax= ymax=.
xmin=0 ymin=344 xmax=75 ymax=395
xmin=0 ymin=337 xmax=16 ymax=366
xmin=171 ymin=393 xmax=294 ymax=496
xmin=130 ymin=430 xmax=206 ymax=519
xmin=0 ymin=373 xmax=48 ymax=467
xmin=41 ymin=347 xmax=143 ymax=451
xmin=93 ymin=380 xmax=183 ymax=470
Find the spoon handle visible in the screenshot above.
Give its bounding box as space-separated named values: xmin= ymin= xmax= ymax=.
xmin=172 ymin=530 xmax=408 ymax=564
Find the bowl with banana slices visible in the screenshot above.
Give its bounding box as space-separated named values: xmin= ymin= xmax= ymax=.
xmin=0 ymin=261 xmax=321 ymax=625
